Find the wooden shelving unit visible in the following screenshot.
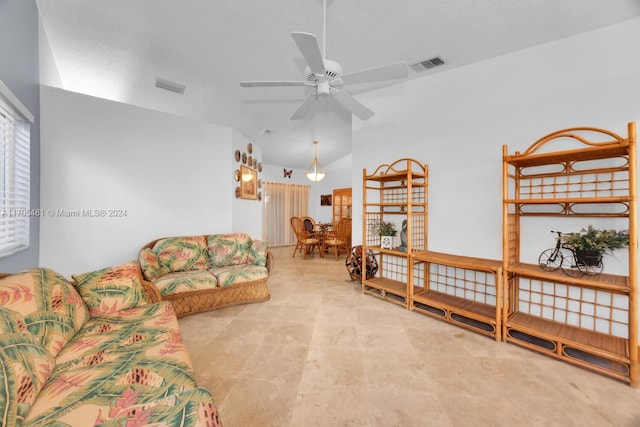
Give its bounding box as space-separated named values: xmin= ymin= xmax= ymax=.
xmin=362 ymin=159 xmax=428 ymax=308
xmin=502 ymin=122 xmax=637 ymax=386
xmin=411 ymin=251 xmax=503 ymax=341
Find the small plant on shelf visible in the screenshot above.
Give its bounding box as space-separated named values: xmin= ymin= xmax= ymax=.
xmin=561 ymin=225 xmax=629 ymax=254
xmin=372 ymin=220 xmax=397 ymax=250
xmin=372 ymin=220 xmax=397 ymax=236
xmin=561 ymin=225 xmax=629 ymax=268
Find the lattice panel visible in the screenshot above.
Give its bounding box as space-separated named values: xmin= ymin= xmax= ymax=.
xmin=506 ymin=214 xmax=518 ymax=264
xmin=410 ymin=215 xmax=426 ymax=251
xmin=380 ymin=183 xmax=426 ymax=204
xmin=516 ymin=277 xmax=629 ymax=338
xmin=382 ymin=185 xmax=408 ymax=204
xmin=380 ymin=254 xmax=408 ymax=283
xmin=518 ymin=162 xmax=629 ymax=201
xmin=364 ymin=213 xmax=381 ymax=246
xmin=425 ymin=263 xmax=498 ymax=306
xmin=410 ymin=185 xmax=426 ymax=204
xmin=412 ymin=260 xmax=426 ymax=290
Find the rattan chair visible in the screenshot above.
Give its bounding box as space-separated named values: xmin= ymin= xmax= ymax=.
xmin=301 ymin=216 xmax=316 ymax=234
xmin=291 ymin=216 xmax=320 ymax=259
xmin=323 ymin=217 xmax=352 ymax=260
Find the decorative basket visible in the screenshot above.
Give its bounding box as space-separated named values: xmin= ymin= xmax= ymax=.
xmin=575 ymin=249 xmax=603 ymax=266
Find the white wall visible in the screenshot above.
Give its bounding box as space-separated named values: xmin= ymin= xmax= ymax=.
xmin=39 ymin=86 xmax=234 ymax=276
xmin=351 ymin=17 xmax=640 ymax=277
xmin=261 ymin=154 xmax=353 ymax=223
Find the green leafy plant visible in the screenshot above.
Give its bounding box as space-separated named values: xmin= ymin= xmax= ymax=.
xmin=372 ymin=220 xmax=397 ymax=236
xmin=561 ymin=225 xmax=629 ymax=254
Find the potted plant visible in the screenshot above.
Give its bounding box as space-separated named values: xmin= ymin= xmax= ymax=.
xmin=561 ymin=225 xmax=629 ymax=266
xmin=372 ymin=220 xmax=397 ymax=249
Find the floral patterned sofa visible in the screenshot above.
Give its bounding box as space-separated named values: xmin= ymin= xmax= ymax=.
xmin=0 ymin=265 xmax=221 ymax=426
xmin=138 ymin=233 xmax=272 ymax=318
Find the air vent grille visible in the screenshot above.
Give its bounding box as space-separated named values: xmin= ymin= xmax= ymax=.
xmin=410 ymin=57 xmax=445 ymax=72
xmin=155 ymin=77 xmax=186 ymax=95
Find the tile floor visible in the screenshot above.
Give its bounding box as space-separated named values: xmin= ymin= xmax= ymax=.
xmin=179 ymin=246 xmax=640 ymax=427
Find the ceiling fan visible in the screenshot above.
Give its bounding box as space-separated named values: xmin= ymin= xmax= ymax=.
xmin=239 ymin=0 xmax=409 ymax=120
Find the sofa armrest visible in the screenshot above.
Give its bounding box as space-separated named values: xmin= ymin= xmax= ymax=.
xmin=265 ymin=250 xmax=274 ymax=275
xmin=141 ymin=279 xmax=162 ymax=303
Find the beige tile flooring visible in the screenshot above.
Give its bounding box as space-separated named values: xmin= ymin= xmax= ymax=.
xmin=179 ymin=246 xmax=640 ymax=427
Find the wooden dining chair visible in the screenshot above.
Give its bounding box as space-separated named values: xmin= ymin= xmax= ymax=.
xmin=301 ymin=216 xmax=316 ymax=235
xmin=291 ymin=216 xmax=320 ymax=259
xmin=323 ymin=217 xmax=352 ymax=260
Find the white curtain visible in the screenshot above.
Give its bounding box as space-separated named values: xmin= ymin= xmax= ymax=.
xmin=262 ymin=182 xmax=310 ymax=247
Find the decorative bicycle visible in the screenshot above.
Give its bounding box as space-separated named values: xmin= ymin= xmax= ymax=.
xmin=538 ymin=230 xmax=603 ymax=277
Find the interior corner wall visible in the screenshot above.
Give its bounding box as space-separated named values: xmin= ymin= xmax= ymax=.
xmin=351 ymin=17 xmax=640 ymax=272
xmin=231 ymin=130 xmax=264 ymax=238
xmin=261 ymin=153 xmax=352 ymax=226
xmin=39 ymin=87 xmax=234 ymax=276
xmin=0 ymin=0 xmax=41 ymax=272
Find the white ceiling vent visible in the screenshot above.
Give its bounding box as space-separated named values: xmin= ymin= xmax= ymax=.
xmin=410 ymin=57 xmax=445 ymax=72
xmin=155 ymin=77 xmax=186 ymax=95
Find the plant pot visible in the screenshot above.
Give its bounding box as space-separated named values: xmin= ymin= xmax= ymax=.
xmin=575 ymin=249 xmax=602 ymax=266
xmin=380 ymin=235 xmax=394 ymax=249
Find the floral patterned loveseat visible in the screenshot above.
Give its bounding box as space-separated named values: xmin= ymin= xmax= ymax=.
xmin=0 ymin=265 xmax=221 ymax=426
xmin=138 ymin=233 xmax=272 ymax=318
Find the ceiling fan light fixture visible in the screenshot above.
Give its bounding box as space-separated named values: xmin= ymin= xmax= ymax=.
xmin=305 ymin=140 xmax=326 ymax=182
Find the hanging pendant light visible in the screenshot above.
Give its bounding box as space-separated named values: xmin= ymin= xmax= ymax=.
xmin=305 ymin=140 xmax=326 ymax=182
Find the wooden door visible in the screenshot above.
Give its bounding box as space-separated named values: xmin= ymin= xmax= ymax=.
xmin=332 ymin=188 xmax=352 ymax=225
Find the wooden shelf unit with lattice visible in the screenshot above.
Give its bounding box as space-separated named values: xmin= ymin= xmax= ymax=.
xmin=502 ymin=122 xmax=637 ymax=386
xmin=411 ymin=251 xmax=503 ymax=341
xmin=362 ymin=159 xmax=428 ymax=308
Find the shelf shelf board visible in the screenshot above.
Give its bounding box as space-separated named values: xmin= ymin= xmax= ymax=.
xmin=508 ymin=262 xmax=630 ymax=292
xmin=364 ymin=277 xmax=407 ymax=295
xmin=505 ymin=196 xmax=630 ymax=205
xmin=362 ymin=245 xmax=413 ymax=257
xmin=413 ymin=289 xmax=496 ymax=321
xmin=507 ymin=312 xmax=629 ymax=360
xmin=505 ymin=144 xmax=629 ymax=167
xmin=413 ymin=251 xmax=502 ymax=273
xmin=364 ymin=171 xmax=427 ymax=183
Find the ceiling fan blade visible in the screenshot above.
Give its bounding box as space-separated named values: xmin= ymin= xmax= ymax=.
xmin=330 ymin=88 xmax=374 ymax=120
xmin=290 ymin=89 xmax=318 ymax=120
xmin=337 ymin=62 xmax=409 ymax=86
xmin=291 ymin=32 xmax=325 ymax=76
xmin=239 ymin=81 xmax=313 ymax=87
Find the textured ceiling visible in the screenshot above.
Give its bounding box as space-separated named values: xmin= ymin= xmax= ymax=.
xmin=36 ymin=0 xmax=640 ymax=169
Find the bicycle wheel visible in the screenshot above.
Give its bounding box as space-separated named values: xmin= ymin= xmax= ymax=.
xmin=538 ymin=248 xmax=563 ymax=271
xmin=577 ymin=258 xmax=604 ymax=276
xmin=560 ymin=252 xmax=584 ymax=277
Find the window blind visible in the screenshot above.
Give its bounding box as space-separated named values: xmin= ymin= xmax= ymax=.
xmin=0 ymin=81 xmax=32 ymax=258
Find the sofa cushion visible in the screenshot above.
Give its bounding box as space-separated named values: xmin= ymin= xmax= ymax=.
xmin=0 ymin=268 xmax=89 ymax=358
xmin=207 ymin=233 xmax=253 ymax=267
xmin=72 ymin=262 xmax=149 ymax=317
xmin=245 ymin=239 xmax=268 ymax=266
xmin=154 ymin=270 xmax=218 ymax=297
xmin=210 ymin=265 xmax=269 ymax=287
xmin=0 ymin=307 xmax=55 ymax=426
xmin=138 ymin=248 xmax=168 ymax=282
xmin=153 ymin=236 xmax=209 ymax=273
xmin=83 ymin=387 xmax=222 ymax=426
xmin=23 ymin=302 xmax=214 ymax=426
